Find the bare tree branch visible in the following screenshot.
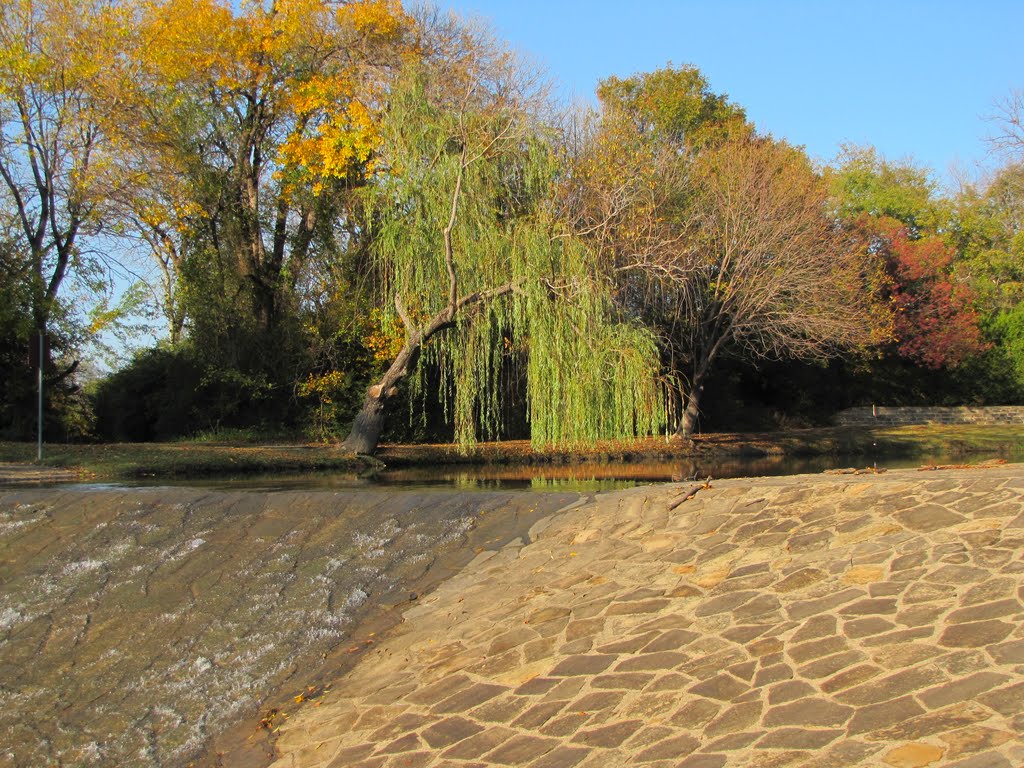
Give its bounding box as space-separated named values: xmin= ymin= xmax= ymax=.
xmin=987 ymin=89 xmax=1024 ymax=157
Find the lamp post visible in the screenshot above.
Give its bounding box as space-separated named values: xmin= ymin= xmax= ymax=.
xmin=37 ymin=329 xmax=44 ymax=461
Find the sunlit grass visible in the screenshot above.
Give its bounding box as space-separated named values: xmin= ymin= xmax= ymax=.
xmin=0 ymin=441 xmax=366 ymax=479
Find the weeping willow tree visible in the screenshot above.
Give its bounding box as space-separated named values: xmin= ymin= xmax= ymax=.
xmin=341 ymin=22 xmax=663 ymax=454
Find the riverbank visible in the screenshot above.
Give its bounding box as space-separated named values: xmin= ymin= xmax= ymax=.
xmin=269 ymin=463 xmax=1024 ymax=768
xmin=3 ymin=423 xmax=1024 ymax=482
xmin=0 ymin=441 xmax=370 ymax=482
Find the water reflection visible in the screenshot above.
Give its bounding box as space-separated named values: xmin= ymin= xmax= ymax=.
xmin=86 ymin=450 xmax=1017 ymax=493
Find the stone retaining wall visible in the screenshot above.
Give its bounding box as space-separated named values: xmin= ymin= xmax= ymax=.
xmin=835 ymin=405 xmax=1024 ymax=426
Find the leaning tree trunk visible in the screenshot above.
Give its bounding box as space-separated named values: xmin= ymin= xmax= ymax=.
xmin=342 ymin=337 xmax=421 ymax=455
xmin=341 ymin=272 xmax=518 ymax=453
xmin=342 ymin=387 xmax=389 ymax=456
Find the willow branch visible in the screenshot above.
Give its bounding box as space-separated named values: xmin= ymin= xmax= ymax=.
xmin=443 ymin=145 xmax=467 ymax=318
xmin=394 ymin=292 xmax=416 ymax=337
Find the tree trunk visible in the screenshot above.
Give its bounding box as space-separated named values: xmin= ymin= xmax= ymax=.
xmin=342 ymin=388 xmax=388 ymax=455
xmin=342 ymin=332 xmax=422 ymax=455
xmin=674 ymin=350 xmax=716 ymax=439
xmin=676 ymin=378 xmax=704 ymax=439
xmin=673 ymin=327 xmax=730 ymax=440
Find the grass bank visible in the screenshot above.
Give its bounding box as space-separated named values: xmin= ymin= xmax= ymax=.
xmin=0 ymin=441 xmax=369 ymax=481
xmin=3 ymin=423 xmax=1024 ymax=481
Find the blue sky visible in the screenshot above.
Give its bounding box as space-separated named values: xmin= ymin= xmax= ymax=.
xmin=439 ymin=0 xmax=1023 ymax=187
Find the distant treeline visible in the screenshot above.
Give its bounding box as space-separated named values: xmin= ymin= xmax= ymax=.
xmin=2 ymin=1 xmax=1021 ymax=451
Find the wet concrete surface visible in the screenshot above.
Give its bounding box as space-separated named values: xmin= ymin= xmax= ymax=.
xmin=0 ymin=486 xmax=580 ymax=767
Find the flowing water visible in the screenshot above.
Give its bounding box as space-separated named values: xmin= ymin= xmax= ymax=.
xmin=0 ymin=487 xmax=578 ymax=767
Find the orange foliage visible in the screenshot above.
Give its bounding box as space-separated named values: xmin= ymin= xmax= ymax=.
xmin=874 ymin=219 xmax=988 ymax=369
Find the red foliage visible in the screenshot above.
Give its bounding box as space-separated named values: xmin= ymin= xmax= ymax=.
xmin=879 ymin=222 xmax=987 ymax=369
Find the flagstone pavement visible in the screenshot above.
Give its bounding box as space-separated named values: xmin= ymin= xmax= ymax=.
xmin=269 ymin=465 xmax=1024 ymax=768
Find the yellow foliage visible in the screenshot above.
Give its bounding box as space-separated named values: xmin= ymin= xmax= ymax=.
xmin=1 ymin=0 xmax=131 ymax=98
xmin=338 ymin=0 xmax=409 ymax=38
xmin=279 ymin=83 xmax=383 ymax=188
xmin=88 ymin=309 xmax=120 ymax=335
xmin=365 ymin=309 xmax=404 ymax=364
xmin=137 ymin=0 xmax=243 ymax=87
xmin=299 ymin=370 xmax=346 ymax=404
xmin=131 ymin=0 xmax=411 ymax=191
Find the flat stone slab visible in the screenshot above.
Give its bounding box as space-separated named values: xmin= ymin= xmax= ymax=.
xmin=270 ymin=466 xmax=1024 ymax=767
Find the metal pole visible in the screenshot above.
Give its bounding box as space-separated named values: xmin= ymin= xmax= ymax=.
xmin=37 ymin=330 xmax=43 ymax=462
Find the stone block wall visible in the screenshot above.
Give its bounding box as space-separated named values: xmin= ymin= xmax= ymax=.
xmin=834 ymin=406 xmax=1024 ymax=427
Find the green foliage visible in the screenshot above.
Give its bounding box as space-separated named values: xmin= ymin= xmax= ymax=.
xmin=92 ymin=346 xmax=203 ymax=441
xmin=597 ymin=64 xmax=749 ymax=147
xmin=525 ymin=288 xmax=665 ymax=446
xmin=91 ymin=240 xmax=384 ymax=441
xmin=824 ymin=145 xmax=1024 ymax=408
xmin=952 ymin=162 xmax=1024 ymax=315
xmin=987 ymin=304 xmax=1024 ymax=393
xmin=828 ymin=145 xmax=941 ymax=234
xmin=0 ymin=242 xmax=36 ymax=438
xmin=0 ymin=234 xmax=95 ymax=441
xmin=92 ymin=341 xmax=309 ymax=442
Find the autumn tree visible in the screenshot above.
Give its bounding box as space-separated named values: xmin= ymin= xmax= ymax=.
xmin=876 ymin=220 xmax=987 ymax=368
xmin=568 ymin=66 xmax=878 ymax=437
xmin=830 ymin=147 xmax=989 ymax=374
xmin=1 ymin=0 xmax=97 ymax=354
xmin=828 ymin=145 xmax=943 ymax=235
xmin=97 ymin=0 xmax=409 ymax=335
xmin=0 ymin=0 xmax=129 ymax=437
xmin=565 ymin=65 xmax=749 ymax=283
xmin=557 ymin=67 xmax=742 ymax=427
xmin=940 ymin=161 xmax=1024 ymax=395
xmin=961 ymin=92 xmax=1024 ymax=396
xmin=597 ymin=65 xmax=749 ymax=147
xmin=81 ymin=0 xmax=416 ymax=434
xmin=947 ymin=162 xmax=1024 ymax=313
xmin=557 ymin=100 xmax=688 ymax=297
xmin=665 ymin=137 xmax=882 ymax=436
xmin=342 ymin=20 xmax=663 ymax=454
